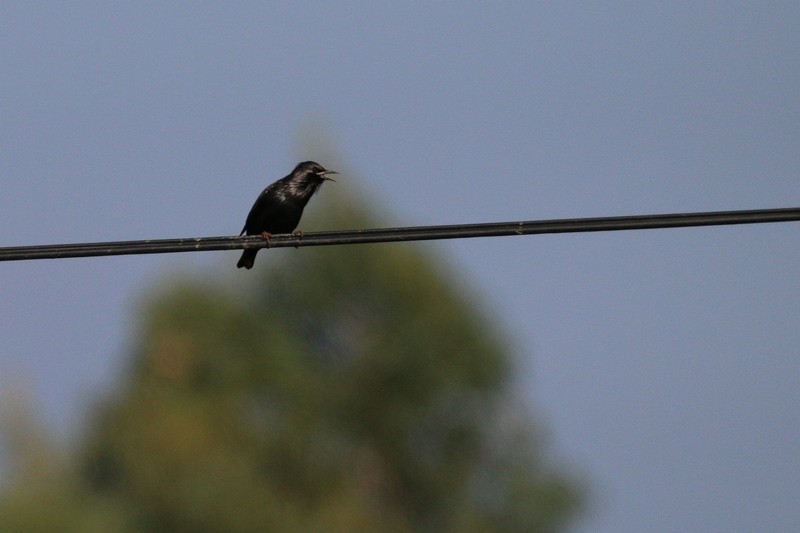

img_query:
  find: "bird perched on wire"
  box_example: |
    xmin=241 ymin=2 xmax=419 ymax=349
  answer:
xmin=237 ymin=161 xmax=337 ymax=269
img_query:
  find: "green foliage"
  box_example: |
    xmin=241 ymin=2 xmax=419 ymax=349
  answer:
xmin=1 ymin=183 xmax=581 ymax=532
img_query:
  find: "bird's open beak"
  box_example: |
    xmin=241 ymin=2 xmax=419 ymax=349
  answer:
xmin=321 ymin=170 xmax=338 ymax=181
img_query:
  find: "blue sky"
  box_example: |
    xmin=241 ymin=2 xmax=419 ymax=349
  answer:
xmin=2 ymin=3 xmax=799 ymax=531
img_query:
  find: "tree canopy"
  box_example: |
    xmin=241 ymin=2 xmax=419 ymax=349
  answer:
xmin=1 ymin=172 xmax=581 ymax=532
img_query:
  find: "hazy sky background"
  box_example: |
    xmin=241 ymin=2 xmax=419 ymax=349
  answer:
xmin=2 ymin=3 xmax=799 ymax=531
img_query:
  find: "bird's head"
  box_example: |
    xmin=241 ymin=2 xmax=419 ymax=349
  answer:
xmin=295 ymin=161 xmax=338 ymax=182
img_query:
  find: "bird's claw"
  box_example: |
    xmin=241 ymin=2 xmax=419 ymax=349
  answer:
xmin=293 ymin=231 xmax=304 ymax=249
xmin=261 ymin=231 xmax=272 ymax=248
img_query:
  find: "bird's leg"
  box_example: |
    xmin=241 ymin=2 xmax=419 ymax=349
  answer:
xmin=261 ymin=231 xmax=272 ymax=248
xmin=292 ymin=230 xmax=304 ymax=249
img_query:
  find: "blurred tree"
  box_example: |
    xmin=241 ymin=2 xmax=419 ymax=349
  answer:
xmin=1 ymin=163 xmax=581 ymax=532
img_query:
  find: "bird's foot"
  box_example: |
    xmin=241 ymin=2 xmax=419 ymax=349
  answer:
xmin=292 ymin=231 xmax=304 ymax=249
xmin=261 ymin=231 xmax=272 ymax=248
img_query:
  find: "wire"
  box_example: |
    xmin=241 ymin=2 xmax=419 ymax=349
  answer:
xmin=1 ymin=207 xmax=799 ymax=262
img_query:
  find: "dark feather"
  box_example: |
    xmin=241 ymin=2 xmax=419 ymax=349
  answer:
xmin=237 ymin=161 xmax=336 ymax=269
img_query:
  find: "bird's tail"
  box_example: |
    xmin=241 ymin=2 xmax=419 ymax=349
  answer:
xmin=237 ymin=249 xmax=258 ymax=269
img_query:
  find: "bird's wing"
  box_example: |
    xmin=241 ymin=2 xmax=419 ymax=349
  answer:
xmin=241 ymin=182 xmax=284 ymax=234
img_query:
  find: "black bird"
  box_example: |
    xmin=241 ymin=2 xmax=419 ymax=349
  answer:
xmin=237 ymin=161 xmax=337 ymax=269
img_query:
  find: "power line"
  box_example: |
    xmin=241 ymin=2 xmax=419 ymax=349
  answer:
xmin=2 ymin=207 xmax=799 ymax=262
